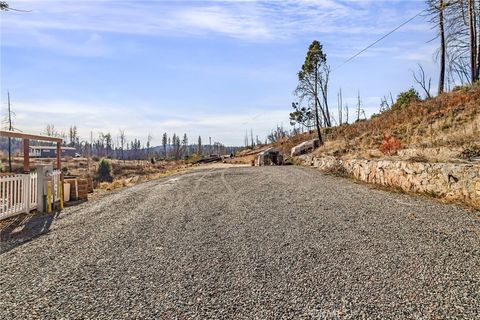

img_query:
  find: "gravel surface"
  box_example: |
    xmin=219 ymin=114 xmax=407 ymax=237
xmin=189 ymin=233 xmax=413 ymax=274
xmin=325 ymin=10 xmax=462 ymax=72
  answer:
xmin=1 ymin=165 xmax=479 ymax=319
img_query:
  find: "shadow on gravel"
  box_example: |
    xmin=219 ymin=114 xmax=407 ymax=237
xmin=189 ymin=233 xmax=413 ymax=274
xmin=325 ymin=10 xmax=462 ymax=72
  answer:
xmin=0 ymin=211 xmax=60 ymax=254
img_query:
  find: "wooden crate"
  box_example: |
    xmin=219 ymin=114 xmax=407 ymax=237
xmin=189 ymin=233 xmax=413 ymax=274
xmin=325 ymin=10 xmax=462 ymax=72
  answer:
xmin=65 ymin=178 xmax=88 ymax=201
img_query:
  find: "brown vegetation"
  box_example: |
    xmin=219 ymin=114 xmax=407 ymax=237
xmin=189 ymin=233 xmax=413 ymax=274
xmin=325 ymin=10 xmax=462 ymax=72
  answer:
xmin=310 ymin=85 xmax=480 ymax=162
xmin=2 ymin=156 xmax=190 ymax=191
xmin=328 ymin=85 xmax=479 ymax=151
xmin=234 ymin=85 xmax=480 ymax=164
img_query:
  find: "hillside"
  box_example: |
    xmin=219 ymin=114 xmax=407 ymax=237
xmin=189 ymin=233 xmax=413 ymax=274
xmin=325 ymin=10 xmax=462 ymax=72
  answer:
xmin=267 ymin=85 xmax=480 ymax=163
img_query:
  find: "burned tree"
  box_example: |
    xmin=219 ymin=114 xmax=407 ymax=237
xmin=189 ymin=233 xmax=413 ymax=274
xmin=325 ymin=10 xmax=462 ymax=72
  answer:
xmin=427 ymin=0 xmax=447 ymax=93
xmin=119 ymin=129 xmax=126 ymax=163
xmin=412 ymin=64 xmax=432 ymax=98
xmin=429 ymin=0 xmax=480 ymax=86
xmin=295 ymin=40 xmax=332 ymax=144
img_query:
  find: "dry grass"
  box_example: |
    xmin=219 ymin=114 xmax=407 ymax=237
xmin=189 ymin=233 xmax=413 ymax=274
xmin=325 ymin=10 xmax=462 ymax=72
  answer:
xmin=97 ymin=165 xmax=191 ymax=191
xmin=327 ymin=86 xmax=480 ymax=151
xmin=226 ymin=155 xmax=256 ymax=165
xmin=1 ymin=156 xmax=190 ymax=190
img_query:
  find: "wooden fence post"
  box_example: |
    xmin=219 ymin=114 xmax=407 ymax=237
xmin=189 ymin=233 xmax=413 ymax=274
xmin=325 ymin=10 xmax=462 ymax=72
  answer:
xmin=23 ymin=139 xmax=30 ymax=173
xmin=56 ymin=142 xmax=61 ymax=170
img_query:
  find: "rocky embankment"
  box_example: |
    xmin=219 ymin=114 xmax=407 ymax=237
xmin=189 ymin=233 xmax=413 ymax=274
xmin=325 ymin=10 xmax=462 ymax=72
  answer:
xmin=299 ymin=155 xmax=480 ymax=208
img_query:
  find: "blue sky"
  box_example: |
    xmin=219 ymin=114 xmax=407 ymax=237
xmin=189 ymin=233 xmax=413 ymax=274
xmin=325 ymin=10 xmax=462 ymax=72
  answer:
xmin=1 ymin=0 xmax=436 ymax=146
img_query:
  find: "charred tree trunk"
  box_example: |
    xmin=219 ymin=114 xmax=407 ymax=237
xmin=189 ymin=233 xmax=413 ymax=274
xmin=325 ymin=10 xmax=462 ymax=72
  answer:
xmin=314 ymin=65 xmax=323 ymax=144
xmin=476 ymin=0 xmax=480 ymax=79
xmin=439 ymin=0 xmax=446 ymax=94
xmin=468 ymin=0 xmax=477 ymax=82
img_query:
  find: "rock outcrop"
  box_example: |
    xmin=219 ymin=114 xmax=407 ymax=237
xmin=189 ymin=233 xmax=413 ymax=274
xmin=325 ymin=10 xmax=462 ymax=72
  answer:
xmin=300 ymin=155 xmax=480 ymax=208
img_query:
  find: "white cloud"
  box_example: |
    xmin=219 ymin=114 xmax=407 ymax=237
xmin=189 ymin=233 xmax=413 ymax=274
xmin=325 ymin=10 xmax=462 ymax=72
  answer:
xmin=394 ymin=43 xmax=437 ymax=62
xmin=176 ymin=5 xmax=271 ymax=40
xmin=3 ymin=99 xmax=289 ymax=145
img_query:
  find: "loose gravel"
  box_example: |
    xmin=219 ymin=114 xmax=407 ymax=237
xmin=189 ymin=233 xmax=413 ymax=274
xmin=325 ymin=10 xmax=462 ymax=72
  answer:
xmin=1 ymin=165 xmax=479 ymax=319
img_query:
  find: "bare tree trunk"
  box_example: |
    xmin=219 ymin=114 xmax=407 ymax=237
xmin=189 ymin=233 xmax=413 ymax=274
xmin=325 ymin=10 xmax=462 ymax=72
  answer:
xmin=338 ymin=88 xmax=343 ymax=125
xmin=468 ymin=0 xmax=477 ymax=82
xmin=345 ymin=104 xmax=349 ymax=124
xmin=314 ymin=95 xmax=329 ymax=127
xmin=439 ymin=0 xmax=446 ymax=94
xmin=318 ymin=66 xmax=332 ymax=127
xmin=476 ymin=0 xmax=480 ymax=79
xmin=356 ymin=91 xmax=361 ymax=122
xmin=314 ymin=65 xmax=323 ymax=144
xmin=323 ymin=91 xmax=332 ymax=127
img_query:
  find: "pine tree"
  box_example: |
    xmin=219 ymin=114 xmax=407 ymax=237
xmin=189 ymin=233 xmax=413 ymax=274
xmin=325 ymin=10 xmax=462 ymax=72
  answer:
xmin=182 ymin=133 xmax=188 ymax=157
xmin=162 ymin=133 xmax=168 ymax=159
xmin=295 ymin=40 xmax=331 ymax=144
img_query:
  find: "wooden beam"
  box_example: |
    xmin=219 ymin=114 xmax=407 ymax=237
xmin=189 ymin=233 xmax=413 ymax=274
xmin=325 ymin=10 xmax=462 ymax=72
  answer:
xmin=56 ymin=142 xmax=61 ymax=170
xmin=23 ymin=139 xmax=30 ymax=173
xmin=0 ymin=130 xmax=63 ymax=143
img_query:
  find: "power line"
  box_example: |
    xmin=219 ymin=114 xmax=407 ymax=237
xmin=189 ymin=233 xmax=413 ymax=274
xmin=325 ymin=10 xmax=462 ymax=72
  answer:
xmin=332 ymin=8 xmax=427 ymax=72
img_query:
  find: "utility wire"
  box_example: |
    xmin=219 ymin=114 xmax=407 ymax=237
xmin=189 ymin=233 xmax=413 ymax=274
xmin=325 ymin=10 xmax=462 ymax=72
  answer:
xmin=6 ymin=8 xmax=31 ymax=12
xmin=0 ymin=1 xmax=31 ymax=12
xmin=332 ymin=8 xmax=427 ymax=72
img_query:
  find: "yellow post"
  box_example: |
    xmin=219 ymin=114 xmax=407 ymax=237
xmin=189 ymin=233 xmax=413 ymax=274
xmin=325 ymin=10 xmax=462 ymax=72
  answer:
xmin=47 ymin=182 xmax=52 ymax=213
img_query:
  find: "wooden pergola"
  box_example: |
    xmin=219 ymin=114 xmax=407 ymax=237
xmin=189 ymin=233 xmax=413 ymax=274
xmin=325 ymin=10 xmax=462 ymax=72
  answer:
xmin=1 ymin=130 xmax=63 ymax=173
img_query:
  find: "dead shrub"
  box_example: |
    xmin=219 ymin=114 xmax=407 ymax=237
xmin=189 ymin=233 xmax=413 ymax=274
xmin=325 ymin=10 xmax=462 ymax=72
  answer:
xmin=379 ymin=133 xmax=401 ymax=156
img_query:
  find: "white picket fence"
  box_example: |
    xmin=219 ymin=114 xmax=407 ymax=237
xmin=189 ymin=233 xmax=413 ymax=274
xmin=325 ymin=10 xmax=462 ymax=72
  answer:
xmin=0 ymin=170 xmax=64 ymax=220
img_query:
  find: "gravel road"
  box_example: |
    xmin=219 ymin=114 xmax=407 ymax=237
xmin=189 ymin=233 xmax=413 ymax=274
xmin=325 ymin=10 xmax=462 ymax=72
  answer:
xmin=1 ymin=165 xmax=479 ymax=319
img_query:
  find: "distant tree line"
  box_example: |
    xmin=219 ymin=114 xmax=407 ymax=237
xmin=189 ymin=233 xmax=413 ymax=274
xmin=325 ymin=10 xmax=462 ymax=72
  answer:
xmin=0 ymin=124 xmax=243 ymax=161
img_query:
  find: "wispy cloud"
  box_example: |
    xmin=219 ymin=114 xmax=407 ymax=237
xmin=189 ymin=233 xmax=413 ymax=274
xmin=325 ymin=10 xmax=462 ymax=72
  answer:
xmin=4 ymin=99 xmax=290 ymax=145
xmin=2 ymin=0 xmax=427 ymax=48
xmin=176 ymin=5 xmax=271 ymax=40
